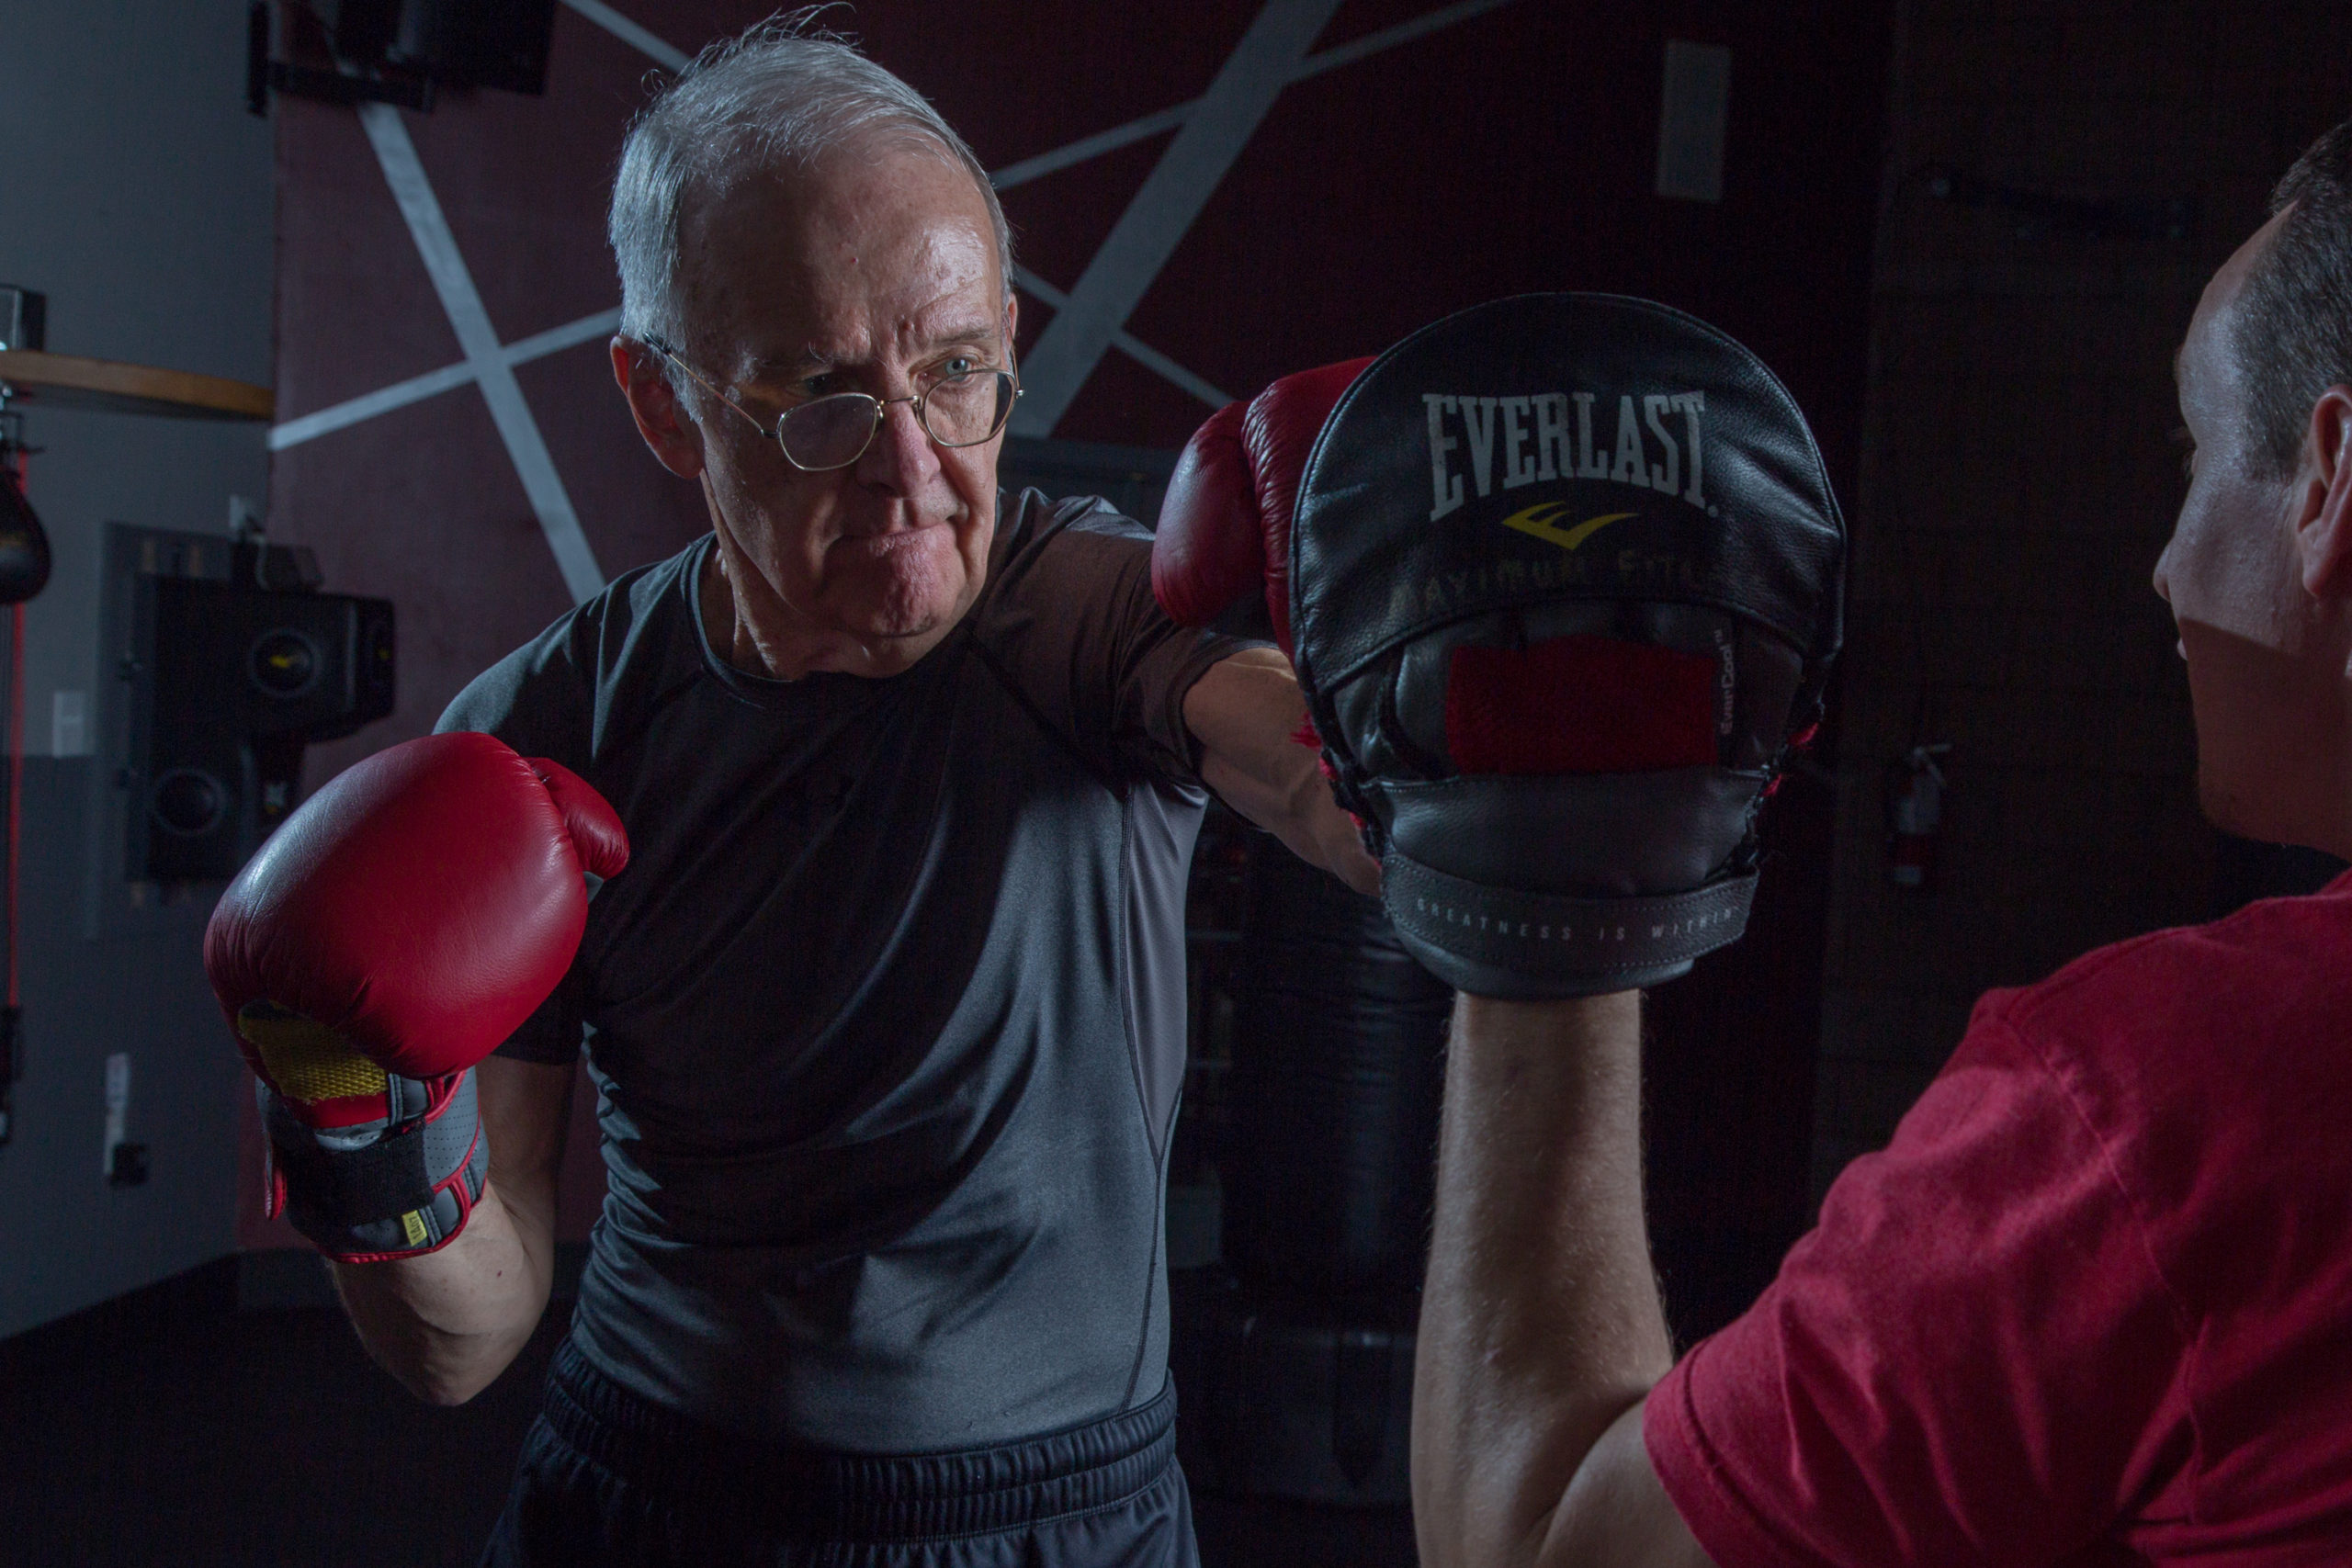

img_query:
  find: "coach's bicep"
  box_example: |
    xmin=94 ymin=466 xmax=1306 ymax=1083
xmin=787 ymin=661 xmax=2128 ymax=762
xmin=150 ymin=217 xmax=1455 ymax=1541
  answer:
xmin=1536 ymin=1400 xmax=1719 ymax=1568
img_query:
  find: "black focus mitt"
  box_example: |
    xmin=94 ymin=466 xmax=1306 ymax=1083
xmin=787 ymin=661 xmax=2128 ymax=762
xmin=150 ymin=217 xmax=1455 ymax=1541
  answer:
xmin=1289 ymin=293 xmax=1844 ymax=998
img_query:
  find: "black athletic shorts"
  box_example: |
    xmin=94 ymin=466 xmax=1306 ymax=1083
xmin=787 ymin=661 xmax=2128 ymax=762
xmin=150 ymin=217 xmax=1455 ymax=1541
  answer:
xmin=479 ymin=1338 xmax=1200 ymax=1567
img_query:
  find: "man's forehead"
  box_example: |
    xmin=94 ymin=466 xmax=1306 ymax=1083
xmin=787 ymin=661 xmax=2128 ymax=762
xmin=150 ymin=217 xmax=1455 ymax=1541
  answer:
xmin=694 ymin=130 xmax=984 ymax=224
xmin=687 ymin=146 xmax=1002 ymax=367
xmin=2177 ymin=209 xmax=2290 ymax=394
xmin=2176 ymin=298 xmax=2233 ymax=409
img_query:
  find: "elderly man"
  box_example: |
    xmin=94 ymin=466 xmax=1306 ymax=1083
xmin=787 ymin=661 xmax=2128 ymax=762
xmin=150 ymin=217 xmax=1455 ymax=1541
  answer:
xmin=1392 ymin=118 xmax=2352 ymax=1564
xmin=208 ymin=21 xmax=1372 ymax=1568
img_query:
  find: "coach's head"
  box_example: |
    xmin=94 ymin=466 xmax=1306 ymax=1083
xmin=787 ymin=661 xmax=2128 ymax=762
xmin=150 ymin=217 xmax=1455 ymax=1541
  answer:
xmin=2158 ymin=118 xmax=2352 ymax=852
xmin=606 ymin=23 xmax=1019 ymax=680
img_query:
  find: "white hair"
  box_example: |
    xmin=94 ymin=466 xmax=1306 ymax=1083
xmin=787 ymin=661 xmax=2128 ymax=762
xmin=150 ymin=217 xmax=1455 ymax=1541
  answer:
xmin=608 ymin=10 xmax=1013 ymax=358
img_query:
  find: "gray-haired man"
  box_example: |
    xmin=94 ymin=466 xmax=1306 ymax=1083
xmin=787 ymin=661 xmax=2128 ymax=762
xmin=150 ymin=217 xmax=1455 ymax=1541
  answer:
xmin=317 ymin=20 xmax=1373 ymax=1566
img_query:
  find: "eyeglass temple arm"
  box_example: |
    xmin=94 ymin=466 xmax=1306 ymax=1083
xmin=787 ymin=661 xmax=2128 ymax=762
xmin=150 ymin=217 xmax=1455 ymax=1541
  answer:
xmin=638 ymin=337 xmax=775 ymax=442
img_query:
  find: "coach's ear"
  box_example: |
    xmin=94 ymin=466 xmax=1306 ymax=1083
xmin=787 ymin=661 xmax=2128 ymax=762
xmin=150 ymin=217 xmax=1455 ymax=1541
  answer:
xmin=2294 ymin=384 xmax=2352 ymax=601
xmin=611 ymin=336 xmax=706 ymax=481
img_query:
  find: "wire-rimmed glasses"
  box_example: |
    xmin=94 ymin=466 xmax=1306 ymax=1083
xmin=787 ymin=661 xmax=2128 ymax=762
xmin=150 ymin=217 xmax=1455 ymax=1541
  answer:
xmin=642 ymin=337 xmax=1021 ymax=472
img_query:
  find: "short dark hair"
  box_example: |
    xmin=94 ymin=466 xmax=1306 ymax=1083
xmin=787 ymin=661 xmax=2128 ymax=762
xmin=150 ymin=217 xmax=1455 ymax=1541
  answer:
xmin=2235 ymin=117 xmax=2352 ymax=479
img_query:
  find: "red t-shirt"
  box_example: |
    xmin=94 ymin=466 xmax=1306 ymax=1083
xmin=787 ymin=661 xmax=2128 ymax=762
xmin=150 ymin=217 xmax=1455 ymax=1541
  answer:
xmin=1647 ymin=877 xmax=2352 ymax=1564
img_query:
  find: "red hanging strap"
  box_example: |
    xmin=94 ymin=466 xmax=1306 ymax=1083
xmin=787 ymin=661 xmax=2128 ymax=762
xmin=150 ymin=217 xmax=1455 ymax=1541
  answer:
xmin=9 ymin=599 xmax=22 ymax=1010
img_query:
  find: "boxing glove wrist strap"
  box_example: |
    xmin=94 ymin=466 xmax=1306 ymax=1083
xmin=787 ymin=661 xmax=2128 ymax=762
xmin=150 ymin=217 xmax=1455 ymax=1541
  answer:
xmin=1382 ymin=854 xmax=1758 ymax=999
xmin=260 ymin=1067 xmax=488 ymax=1263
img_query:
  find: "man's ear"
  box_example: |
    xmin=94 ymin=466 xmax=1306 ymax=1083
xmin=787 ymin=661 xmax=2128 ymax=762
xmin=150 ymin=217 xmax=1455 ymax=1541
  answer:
xmin=610 ymin=337 xmax=706 ymax=480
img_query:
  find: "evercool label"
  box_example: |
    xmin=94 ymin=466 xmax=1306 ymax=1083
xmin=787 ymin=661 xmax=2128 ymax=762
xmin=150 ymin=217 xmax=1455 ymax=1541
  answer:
xmin=1424 ymin=389 xmax=1708 ymax=520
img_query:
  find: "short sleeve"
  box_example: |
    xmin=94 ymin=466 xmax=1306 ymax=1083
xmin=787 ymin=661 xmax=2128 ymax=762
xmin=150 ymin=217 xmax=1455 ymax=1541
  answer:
xmin=435 ymin=620 xmax=596 ymax=767
xmin=971 ymin=494 xmax=1256 ymax=786
xmin=1645 ymin=1011 xmax=2195 ymax=1567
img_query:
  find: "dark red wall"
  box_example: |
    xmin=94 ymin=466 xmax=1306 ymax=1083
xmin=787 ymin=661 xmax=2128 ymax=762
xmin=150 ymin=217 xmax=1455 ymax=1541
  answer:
xmin=260 ymin=0 xmax=1893 ymax=1290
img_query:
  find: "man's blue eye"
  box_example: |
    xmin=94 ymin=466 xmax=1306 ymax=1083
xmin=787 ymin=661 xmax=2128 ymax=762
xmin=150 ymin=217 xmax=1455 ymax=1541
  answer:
xmin=942 ymin=356 xmax=976 ymax=378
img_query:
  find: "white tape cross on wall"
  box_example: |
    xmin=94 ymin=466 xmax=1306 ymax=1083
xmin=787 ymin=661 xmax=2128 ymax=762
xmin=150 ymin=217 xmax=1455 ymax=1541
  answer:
xmin=272 ymin=0 xmax=1523 ymax=604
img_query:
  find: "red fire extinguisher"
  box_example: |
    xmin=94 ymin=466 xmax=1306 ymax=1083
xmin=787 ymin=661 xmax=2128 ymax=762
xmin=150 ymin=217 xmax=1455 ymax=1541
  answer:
xmin=1886 ymin=743 xmax=1952 ymax=891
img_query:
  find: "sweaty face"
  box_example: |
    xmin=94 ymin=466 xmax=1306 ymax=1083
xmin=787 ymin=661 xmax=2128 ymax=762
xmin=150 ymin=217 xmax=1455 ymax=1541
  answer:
xmin=679 ymin=142 xmax=1011 ymax=673
xmin=2154 ymin=208 xmax=2342 ymax=840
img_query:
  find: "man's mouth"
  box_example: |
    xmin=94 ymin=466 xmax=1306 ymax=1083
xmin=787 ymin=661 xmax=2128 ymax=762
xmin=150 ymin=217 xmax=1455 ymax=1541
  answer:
xmin=833 ymin=520 xmax=949 ymax=563
xmin=843 ymin=525 xmax=924 ymax=544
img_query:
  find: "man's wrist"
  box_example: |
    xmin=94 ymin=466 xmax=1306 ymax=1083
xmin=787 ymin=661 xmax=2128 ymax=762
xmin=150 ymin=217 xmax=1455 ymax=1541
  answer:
xmin=261 ymin=1066 xmax=490 ymax=1263
xmin=1453 ymin=989 xmax=1644 ymax=1051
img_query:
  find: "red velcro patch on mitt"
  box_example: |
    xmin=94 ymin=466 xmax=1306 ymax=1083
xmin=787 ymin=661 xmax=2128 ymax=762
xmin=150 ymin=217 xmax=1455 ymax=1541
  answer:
xmin=1445 ymin=635 xmax=1719 ymax=774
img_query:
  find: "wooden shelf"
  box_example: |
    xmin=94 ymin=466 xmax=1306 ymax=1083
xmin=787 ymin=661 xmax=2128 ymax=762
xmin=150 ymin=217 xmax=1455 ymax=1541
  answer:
xmin=0 ymin=350 xmax=273 ymax=423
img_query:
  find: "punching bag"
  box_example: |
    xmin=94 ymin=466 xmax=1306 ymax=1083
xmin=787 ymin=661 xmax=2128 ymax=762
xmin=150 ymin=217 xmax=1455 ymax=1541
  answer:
xmin=1224 ymin=842 xmax=1451 ymax=1303
xmin=0 ymin=468 xmax=50 ymax=605
xmin=1197 ymin=832 xmax=1452 ymax=1505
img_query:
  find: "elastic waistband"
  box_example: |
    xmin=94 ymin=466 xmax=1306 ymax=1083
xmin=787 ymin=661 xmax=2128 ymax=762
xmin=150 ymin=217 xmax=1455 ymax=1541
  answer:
xmin=539 ymin=1338 xmax=1177 ymax=1540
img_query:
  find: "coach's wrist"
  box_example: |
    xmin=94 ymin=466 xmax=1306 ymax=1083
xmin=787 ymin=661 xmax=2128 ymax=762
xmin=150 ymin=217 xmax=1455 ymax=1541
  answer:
xmin=1451 ymin=989 xmax=1643 ymax=1056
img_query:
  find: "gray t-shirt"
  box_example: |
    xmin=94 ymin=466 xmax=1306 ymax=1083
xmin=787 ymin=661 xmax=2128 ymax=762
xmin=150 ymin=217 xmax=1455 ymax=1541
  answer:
xmin=438 ymin=491 xmax=1241 ymax=1451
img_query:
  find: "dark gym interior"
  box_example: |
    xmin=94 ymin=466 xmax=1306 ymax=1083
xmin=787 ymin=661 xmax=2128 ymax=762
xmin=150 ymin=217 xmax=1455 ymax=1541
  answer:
xmin=4 ymin=2 xmax=2348 ymax=1563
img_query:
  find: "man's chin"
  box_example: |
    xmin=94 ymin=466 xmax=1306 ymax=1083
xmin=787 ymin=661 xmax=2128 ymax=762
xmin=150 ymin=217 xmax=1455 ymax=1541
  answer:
xmin=829 ymin=577 xmax=971 ymax=651
xmin=2195 ymin=773 xmax=2254 ymax=840
xmin=845 ymin=605 xmax=946 ymax=644
xmin=2196 ymin=761 xmax=2303 ymax=849
xmin=829 ymin=524 xmax=939 ymax=599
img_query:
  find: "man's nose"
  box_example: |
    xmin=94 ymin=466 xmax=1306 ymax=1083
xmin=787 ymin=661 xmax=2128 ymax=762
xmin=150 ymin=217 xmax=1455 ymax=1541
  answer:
xmin=2153 ymin=532 xmax=2177 ymax=604
xmin=854 ymin=397 xmax=940 ymax=498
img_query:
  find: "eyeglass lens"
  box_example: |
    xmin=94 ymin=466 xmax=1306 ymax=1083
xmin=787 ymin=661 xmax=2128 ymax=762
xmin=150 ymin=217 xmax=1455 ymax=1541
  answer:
xmin=776 ymin=372 xmax=1017 ymax=468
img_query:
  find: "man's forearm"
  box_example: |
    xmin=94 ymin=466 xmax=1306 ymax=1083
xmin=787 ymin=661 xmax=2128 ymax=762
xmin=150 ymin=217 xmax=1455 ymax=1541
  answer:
xmin=330 ymin=1177 xmax=556 ymax=1405
xmin=1186 ymin=648 xmax=1381 ymax=894
xmin=1413 ymin=990 xmax=1673 ymax=1568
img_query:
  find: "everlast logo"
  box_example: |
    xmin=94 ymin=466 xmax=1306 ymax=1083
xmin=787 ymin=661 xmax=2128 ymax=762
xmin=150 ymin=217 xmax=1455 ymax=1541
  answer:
xmin=1424 ymin=389 xmax=1709 ymax=521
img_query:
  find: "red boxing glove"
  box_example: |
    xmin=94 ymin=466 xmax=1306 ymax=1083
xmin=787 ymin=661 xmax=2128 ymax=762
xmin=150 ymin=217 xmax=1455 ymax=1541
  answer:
xmin=1152 ymin=357 xmax=1372 ymax=650
xmin=206 ymin=732 xmax=629 ymax=1260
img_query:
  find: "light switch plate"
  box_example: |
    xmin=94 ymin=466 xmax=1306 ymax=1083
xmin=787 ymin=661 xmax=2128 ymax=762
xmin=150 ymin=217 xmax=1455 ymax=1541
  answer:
xmin=1658 ymin=40 xmax=1731 ymax=203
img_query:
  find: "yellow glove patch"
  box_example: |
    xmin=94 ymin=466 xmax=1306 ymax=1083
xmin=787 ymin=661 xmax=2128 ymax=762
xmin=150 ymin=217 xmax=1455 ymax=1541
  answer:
xmin=237 ymin=1001 xmax=388 ymax=1105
